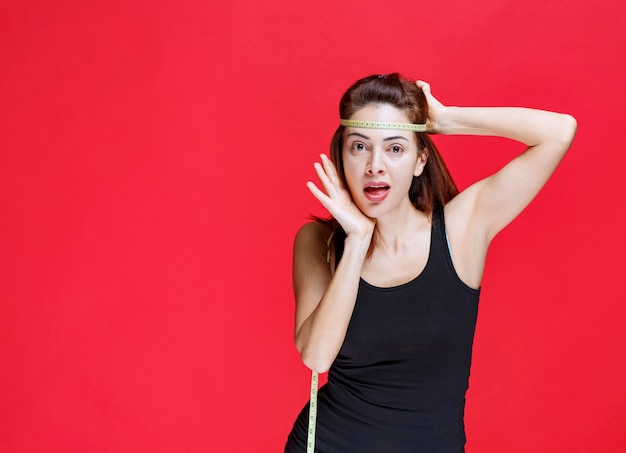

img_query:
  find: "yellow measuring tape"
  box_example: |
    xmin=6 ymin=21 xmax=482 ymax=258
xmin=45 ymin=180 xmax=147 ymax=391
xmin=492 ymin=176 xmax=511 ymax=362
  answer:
xmin=307 ymin=371 xmax=318 ymax=453
xmin=339 ymin=119 xmax=427 ymax=132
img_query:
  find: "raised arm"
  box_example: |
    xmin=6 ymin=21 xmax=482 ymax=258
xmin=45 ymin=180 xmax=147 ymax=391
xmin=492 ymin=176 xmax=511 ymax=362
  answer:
xmin=421 ymin=81 xmax=577 ymax=239
xmin=294 ymin=154 xmax=374 ymax=373
xmin=416 ymin=81 xmax=577 ymax=288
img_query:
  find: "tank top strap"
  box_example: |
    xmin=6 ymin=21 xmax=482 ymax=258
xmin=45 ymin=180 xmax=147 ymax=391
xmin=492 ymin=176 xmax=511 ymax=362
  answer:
xmin=428 ymin=205 xmax=454 ymax=273
xmin=431 ymin=205 xmax=446 ymax=250
xmin=430 ymin=205 xmax=481 ymax=294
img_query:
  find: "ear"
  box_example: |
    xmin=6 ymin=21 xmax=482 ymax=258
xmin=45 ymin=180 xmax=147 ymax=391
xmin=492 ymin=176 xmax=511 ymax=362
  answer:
xmin=413 ymin=149 xmax=428 ymax=177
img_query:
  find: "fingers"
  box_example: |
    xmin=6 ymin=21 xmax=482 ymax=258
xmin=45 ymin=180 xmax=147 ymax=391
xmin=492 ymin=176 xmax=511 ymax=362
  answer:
xmin=305 ymin=156 xmax=337 ymax=208
xmin=416 ymin=80 xmax=430 ymax=92
xmin=306 ymin=155 xmax=375 ymax=236
xmin=307 ymin=155 xmax=347 ymax=214
xmin=306 ymin=181 xmax=335 ymax=216
xmin=416 ymin=80 xmax=434 ymax=102
xmin=319 ymin=154 xmax=342 ymax=189
xmin=306 ymin=180 xmax=329 ymax=205
xmin=313 ymin=161 xmax=336 ymax=198
xmin=312 ymin=154 xmax=342 ymax=197
xmin=416 ymin=80 xmax=446 ymax=134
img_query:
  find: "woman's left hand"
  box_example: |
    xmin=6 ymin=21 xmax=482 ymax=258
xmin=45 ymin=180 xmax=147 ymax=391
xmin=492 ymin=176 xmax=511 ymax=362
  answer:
xmin=416 ymin=80 xmax=448 ymax=134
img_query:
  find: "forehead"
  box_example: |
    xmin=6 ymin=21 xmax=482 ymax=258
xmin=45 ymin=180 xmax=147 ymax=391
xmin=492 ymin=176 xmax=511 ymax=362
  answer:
xmin=350 ymin=103 xmax=411 ymax=124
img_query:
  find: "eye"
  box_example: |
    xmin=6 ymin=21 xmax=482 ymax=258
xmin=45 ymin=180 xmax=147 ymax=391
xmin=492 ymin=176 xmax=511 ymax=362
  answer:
xmin=389 ymin=144 xmax=404 ymax=154
xmin=351 ymin=142 xmax=367 ymax=153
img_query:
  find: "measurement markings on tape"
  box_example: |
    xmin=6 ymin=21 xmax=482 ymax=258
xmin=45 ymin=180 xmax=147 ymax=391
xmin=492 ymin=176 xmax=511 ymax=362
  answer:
xmin=307 ymin=371 xmax=319 ymax=453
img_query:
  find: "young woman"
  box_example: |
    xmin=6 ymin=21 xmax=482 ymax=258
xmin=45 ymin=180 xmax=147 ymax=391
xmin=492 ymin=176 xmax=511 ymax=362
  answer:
xmin=285 ymin=74 xmax=576 ymax=452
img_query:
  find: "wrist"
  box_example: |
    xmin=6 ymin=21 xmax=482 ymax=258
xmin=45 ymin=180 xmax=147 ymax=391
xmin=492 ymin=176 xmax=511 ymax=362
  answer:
xmin=345 ymin=228 xmax=373 ymax=249
xmin=433 ymin=106 xmax=459 ymax=135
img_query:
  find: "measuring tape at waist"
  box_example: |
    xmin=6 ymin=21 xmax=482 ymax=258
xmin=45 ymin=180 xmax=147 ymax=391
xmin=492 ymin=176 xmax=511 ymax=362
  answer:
xmin=307 ymin=371 xmax=318 ymax=453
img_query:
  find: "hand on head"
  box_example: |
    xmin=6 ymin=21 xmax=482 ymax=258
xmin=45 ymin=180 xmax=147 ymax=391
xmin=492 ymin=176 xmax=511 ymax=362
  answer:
xmin=416 ymin=80 xmax=447 ymax=134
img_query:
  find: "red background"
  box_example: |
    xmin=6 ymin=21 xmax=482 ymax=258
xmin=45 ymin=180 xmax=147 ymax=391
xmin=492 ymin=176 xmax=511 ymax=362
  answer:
xmin=1 ymin=0 xmax=625 ymax=451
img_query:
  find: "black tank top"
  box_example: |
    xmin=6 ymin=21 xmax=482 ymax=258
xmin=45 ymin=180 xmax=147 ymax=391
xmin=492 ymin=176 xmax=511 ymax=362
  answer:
xmin=286 ymin=208 xmax=480 ymax=453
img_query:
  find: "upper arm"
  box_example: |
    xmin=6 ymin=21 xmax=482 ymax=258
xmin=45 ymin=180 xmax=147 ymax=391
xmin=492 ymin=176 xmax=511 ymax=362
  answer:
xmin=466 ymin=113 xmax=577 ymax=242
xmin=292 ymin=221 xmax=333 ymax=339
xmin=444 ymin=113 xmax=576 ymax=288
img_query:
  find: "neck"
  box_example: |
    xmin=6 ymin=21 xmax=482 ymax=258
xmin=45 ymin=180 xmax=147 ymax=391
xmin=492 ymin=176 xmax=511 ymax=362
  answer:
xmin=371 ymin=199 xmax=430 ymax=254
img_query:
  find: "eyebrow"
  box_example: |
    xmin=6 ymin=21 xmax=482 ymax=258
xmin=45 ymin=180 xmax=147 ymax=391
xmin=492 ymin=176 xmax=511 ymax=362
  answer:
xmin=383 ymin=136 xmax=409 ymax=142
xmin=346 ymin=132 xmax=410 ymax=142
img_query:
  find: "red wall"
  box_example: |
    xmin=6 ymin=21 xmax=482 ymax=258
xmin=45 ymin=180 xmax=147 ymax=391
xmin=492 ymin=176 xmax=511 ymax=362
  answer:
xmin=1 ymin=1 xmax=625 ymax=451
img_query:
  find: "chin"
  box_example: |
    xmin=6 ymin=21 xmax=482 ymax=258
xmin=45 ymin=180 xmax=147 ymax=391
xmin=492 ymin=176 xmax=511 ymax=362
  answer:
xmin=357 ymin=204 xmax=388 ymax=219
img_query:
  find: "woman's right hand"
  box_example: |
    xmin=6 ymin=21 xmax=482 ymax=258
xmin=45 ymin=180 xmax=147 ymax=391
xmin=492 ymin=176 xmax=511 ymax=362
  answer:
xmin=306 ymin=154 xmax=375 ymax=239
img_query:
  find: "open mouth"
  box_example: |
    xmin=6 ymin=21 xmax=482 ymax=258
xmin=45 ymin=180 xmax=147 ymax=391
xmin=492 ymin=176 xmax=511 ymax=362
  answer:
xmin=363 ymin=184 xmax=390 ymax=202
xmin=364 ymin=185 xmax=390 ymax=195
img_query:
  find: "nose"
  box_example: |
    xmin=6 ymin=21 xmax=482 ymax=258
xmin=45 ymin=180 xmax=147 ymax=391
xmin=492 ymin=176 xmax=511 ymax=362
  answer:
xmin=367 ymin=149 xmax=386 ymax=175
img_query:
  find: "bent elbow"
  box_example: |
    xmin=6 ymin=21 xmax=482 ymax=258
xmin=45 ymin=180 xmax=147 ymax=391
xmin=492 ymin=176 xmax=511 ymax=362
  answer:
xmin=298 ymin=343 xmax=333 ymax=373
xmin=559 ymin=114 xmax=578 ymax=148
xmin=295 ymin=329 xmax=337 ymax=373
xmin=302 ymin=354 xmax=332 ymax=374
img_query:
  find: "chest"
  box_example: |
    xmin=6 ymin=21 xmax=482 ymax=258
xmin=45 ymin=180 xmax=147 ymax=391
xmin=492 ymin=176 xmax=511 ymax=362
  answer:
xmin=360 ymin=235 xmax=431 ymax=288
xmin=338 ymin=277 xmax=479 ymax=365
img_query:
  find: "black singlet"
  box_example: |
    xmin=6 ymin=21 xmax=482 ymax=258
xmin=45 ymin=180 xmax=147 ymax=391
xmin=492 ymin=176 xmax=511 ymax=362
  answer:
xmin=285 ymin=208 xmax=480 ymax=453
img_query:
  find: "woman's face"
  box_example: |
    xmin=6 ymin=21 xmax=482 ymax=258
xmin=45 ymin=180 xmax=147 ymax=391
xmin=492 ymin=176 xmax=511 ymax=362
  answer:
xmin=342 ymin=103 xmax=426 ymax=218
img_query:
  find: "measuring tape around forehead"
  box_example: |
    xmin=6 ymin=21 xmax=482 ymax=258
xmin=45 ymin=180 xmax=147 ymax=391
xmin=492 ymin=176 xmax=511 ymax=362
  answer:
xmin=307 ymin=371 xmax=319 ymax=453
xmin=339 ymin=119 xmax=427 ymax=132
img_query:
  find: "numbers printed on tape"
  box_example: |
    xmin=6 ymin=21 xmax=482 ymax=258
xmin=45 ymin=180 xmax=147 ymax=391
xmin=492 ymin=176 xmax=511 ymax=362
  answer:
xmin=307 ymin=371 xmax=318 ymax=453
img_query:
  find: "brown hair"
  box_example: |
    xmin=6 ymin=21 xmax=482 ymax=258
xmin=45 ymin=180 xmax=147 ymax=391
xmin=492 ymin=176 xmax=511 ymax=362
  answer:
xmin=330 ymin=73 xmax=458 ymax=214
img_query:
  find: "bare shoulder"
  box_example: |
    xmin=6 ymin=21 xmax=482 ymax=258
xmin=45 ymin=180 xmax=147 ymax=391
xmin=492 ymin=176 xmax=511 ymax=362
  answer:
xmin=294 ymin=220 xmax=334 ymax=260
xmin=293 ymin=221 xmax=334 ymax=311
